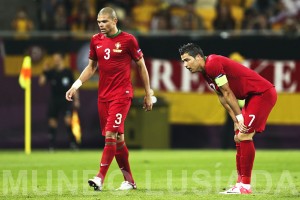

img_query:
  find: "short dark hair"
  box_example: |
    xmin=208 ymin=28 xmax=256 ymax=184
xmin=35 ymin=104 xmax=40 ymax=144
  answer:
xmin=98 ymin=7 xmax=117 ymax=20
xmin=179 ymin=43 xmax=204 ymax=58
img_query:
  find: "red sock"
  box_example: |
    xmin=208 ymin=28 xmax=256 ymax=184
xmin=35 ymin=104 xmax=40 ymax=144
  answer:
xmin=240 ymin=140 xmax=255 ymax=184
xmin=97 ymin=138 xmax=116 ymax=183
xmin=115 ymin=141 xmax=134 ymax=183
xmin=236 ymin=142 xmax=242 ymax=183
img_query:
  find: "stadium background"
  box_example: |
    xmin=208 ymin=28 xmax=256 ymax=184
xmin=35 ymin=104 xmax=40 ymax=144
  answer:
xmin=0 ymin=0 xmax=300 ymax=149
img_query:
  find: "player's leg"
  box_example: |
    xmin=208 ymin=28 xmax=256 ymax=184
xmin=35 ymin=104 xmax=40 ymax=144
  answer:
xmin=234 ymin=131 xmax=242 ymax=185
xmin=236 ymin=131 xmax=255 ymax=194
xmin=88 ymin=130 xmax=117 ymax=191
xmin=89 ymin=98 xmax=132 ymax=191
xmin=219 ymin=130 xmax=242 ymax=194
xmin=115 ymin=133 xmax=137 ymax=190
xmin=107 ymin=97 xmax=136 ymax=190
xmin=220 ymin=130 xmax=255 ymax=194
xmin=98 ymin=131 xmax=118 ymax=181
xmin=236 ymin=88 xmax=277 ymax=194
xmin=88 ymin=101 xmax=108 ymax=191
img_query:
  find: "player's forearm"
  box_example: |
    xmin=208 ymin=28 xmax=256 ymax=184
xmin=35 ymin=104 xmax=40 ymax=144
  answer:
xmin=136 ymin=59 xmax=152 ymax=95
xmin=78 ymin=65 xmax=96 ymax=83
xmin=71 ymin=62 xmax=97 ymax=90
xmin=218 ymin=95 xmax=238 ymax=123
xmin=221 ymin=89 xmax=241 ymax=116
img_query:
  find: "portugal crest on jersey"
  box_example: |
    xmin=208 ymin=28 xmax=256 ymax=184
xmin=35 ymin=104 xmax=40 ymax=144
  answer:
xmin=113 ymin=42 xmax=122 ymax=53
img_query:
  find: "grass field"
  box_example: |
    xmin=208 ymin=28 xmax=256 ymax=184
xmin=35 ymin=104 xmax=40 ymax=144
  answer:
xmin=0 ymin=150 xmax=300 ymax=199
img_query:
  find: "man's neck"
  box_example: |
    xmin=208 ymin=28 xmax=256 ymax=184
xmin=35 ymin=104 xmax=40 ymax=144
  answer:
xmin=106 ymin=28 xmax=120 ymax=38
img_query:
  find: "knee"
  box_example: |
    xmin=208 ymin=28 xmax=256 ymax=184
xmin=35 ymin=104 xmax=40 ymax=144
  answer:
xmin=234 ymin=135 xmax=240 ymax=143
xmin=105 ymin=131 xmax=117 ymax=140
xmin=237 ymin=132 xmax=255 ymax=141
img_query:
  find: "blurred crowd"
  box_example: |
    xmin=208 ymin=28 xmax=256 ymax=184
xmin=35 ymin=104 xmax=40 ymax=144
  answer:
xmin=10 ymin=0 xmax=300 ymax=35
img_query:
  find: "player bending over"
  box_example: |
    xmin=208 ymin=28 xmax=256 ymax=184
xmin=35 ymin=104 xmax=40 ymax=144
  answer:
xmin=179 ymin=43 xmax=277 ymax=194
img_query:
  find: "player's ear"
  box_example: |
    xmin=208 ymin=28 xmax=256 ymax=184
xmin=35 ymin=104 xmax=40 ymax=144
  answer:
xmin=113 ymin=18 xmax=118 ymax=24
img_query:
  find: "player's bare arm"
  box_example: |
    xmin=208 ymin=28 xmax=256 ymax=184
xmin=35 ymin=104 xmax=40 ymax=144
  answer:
xmin=217 ymin=94 xmax=238 ymax=124
xmin=135 ymin=57 xmax=153 ymax=111
xmin=66 ymin=59 xmax=97 ymax=101
xmin=218 ymin=83 xmax=248 ymax=133
xmin=217 ymin=94 xmax=240 ymax=134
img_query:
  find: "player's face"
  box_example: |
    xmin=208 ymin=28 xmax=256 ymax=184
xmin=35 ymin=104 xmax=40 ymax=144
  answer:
xmin=97 ymin=14 xmax=117 ymax=36
xmin=181 ymin=53 xmax=203 ymax=73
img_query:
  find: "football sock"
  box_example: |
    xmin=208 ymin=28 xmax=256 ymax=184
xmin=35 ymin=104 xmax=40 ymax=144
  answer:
xmin=48 ymin=127 xmax=57 ymax=148
xmin=235 ymin=142 xmax=242 ymax=183
xmin=240 ymin=140 xmax=255 ymax=184
xmin=115 ymin=141 xmax=134 ymax=183
xmin=97 ymin=138 xmax=116 ymax=183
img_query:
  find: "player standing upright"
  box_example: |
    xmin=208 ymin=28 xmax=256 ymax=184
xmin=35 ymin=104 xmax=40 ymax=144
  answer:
xmin=66 ymin=7 xmax=153 ymax=191
xmin=179 ymin=43 xmax=277 ymax=194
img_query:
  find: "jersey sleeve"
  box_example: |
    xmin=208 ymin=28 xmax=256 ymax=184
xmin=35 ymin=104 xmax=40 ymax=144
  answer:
xmin=128 ymin=35 xmax=143 ymax=61
xmin=205 ymin=56 xmax=225 ymax=79
xmin=88 ymin=36 xmax=97 ymax=61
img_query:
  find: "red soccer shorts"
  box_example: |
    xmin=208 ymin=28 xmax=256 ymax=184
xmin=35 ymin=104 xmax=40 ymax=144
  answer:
xmin=98 ymin=97 xmax=132 ymax=136
xmin=242 ymin=87 xmax=277 ymax=133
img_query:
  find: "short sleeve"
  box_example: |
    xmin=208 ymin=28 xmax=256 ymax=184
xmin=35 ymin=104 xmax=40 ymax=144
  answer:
xmin=128 ymin=35 xmax=143 ymax=61
xmin=205 ymin=55 xmax=225 ymax=79
xmin=88 ymin=36 xmax=97 ymax=61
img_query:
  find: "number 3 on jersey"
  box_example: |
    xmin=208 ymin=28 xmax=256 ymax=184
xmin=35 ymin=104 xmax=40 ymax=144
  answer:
xmin=115 ymin=113 xmax=122 ymax=125
xmin=104 ymin=48 xmax=110 ymax=60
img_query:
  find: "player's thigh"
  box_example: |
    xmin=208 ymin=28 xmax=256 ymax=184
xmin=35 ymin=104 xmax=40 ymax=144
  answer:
xmin=98 ymin=101 xmax=109 ymax=136
xmin=243 ymin=88 xmax=277 ymax=133
xmin=106 ymin=98 xmax=132 ymax=135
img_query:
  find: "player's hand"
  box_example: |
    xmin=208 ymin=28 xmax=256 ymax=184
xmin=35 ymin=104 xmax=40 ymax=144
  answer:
xmin=143 ymin=89 xmax=154 ymax=111
xmin=66 ymin=87 xmax=77 ymax=101
xmin=237 ymin=119 xmax=249 ymax=133
xmin=234 ymin=122 xmax=239 ymax=132
xmin=143 ymin=95 xmax=153 ymax=111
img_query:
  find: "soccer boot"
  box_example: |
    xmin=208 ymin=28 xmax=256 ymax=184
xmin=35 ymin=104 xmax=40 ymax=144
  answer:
xmin=116 ymin=181 xmax=137 ymax=190
xmin=240 ymin=185 xmax=252 ymax=194
xmin=219 ymin=185 xmax=241 ymax=194
xmin=88 ymin=176 xmax=102 ymax=191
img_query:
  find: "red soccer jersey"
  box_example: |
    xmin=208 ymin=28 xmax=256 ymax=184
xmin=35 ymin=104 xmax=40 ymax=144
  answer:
xmin=89 ymin=31 xmax=143 ymax=101
xmin=203 ymin=54 xmax=274 ymax=99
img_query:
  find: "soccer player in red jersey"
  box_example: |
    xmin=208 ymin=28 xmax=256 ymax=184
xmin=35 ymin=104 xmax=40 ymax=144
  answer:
xmin=179 ymin=43 xmax=277 ymax=194
xmin=66 ymin=7 xmax=153 ymax=191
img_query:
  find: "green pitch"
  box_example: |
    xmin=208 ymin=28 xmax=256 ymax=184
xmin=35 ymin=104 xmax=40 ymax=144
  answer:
xmin=1 ymin=150 xmax=299 ymax=199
